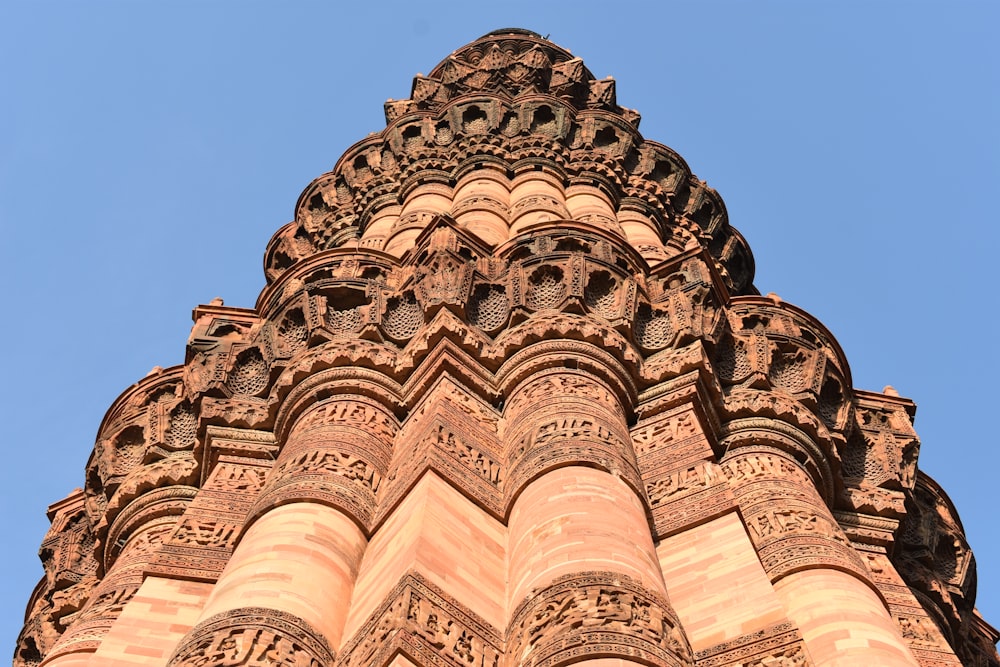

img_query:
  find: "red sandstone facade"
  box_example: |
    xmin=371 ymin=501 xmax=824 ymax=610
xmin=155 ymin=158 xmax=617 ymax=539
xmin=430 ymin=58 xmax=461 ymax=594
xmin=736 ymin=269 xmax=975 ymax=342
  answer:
xmin=14 ymin=29 xmax=999 ymax=667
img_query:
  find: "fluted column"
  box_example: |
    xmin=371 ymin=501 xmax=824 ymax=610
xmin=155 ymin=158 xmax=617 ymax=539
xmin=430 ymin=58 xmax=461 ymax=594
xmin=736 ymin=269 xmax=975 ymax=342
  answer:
xmin=41 ymin=489 xmax=190 ymax=667
xmin=385 ymin=180 xmax=453 ymax=255
xmin=508 ymin=167 xmax=570 ymax=234
xmin=720 ymin=419 xmax=918 ymax=667
xmin=565 ymin=182 xmax=619 ymax=231
xmin=502 ymin=358 xmax=692 ymax=667
xmin=167 ymin=393 xmax=397 ymax=666
xmin=451 ymin=166 xmax=510 ymax=246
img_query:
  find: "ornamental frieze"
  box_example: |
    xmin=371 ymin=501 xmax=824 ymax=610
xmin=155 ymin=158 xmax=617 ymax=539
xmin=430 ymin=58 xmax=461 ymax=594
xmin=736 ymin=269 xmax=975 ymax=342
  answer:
xmin=506 ymin=571 xmax=692 ymax=667
xmin=168 ymin=608 xmax=334 ymax=667
xmin=338 ymin=573 xmax=502 ymax=667
xmin=694 ymin=622 xmax=806 ymax=667
xmin=16 ymin=28 xmax=997 ymax=667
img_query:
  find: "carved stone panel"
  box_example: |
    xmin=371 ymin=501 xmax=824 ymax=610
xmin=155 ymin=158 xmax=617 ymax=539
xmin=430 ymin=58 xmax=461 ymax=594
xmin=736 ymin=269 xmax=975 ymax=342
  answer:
xmin=14 ymin=493 xmax=100 ymax=667
xmin=149 ymin=456 xmax=272 ymax=582
xmin=506 ymin=571 xmax=692 ymax=667
xmin=168 ymin=607 xmax=334 ymax=667
xmin=694 ymin=622 xmax=807 ymax=667
xmin=252 ymin=398 xmax=397 ymax=530
xmin=339 ymin=572 xmax=502 ymax=667
xmin=381 ymin=375 xmax=503 ymax=523
xmin=503 ymin=370 xmax=639 ymax=505
xmin=721 ymin=449 xmax=868 ymax=582
xmin=633 ymin=397 xmax=734 ymax=538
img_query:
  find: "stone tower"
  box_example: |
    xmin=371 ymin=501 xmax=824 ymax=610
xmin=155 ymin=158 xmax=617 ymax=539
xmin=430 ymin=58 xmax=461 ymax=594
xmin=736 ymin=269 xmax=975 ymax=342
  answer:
xmin=14 ymin=29 xmax=999 ymax=667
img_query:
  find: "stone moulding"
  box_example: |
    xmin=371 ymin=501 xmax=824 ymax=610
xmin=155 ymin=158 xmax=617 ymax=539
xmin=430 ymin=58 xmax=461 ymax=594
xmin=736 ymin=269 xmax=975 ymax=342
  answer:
xmin=167 ymin=607 xmax=335 ymax=667
xmin=506 ymin=571 xmax=692 ymax=667
xmin=14 ymin=28 xmax=997 ymax=667
xmin=338 ymin=571 xmax=502 ymax=667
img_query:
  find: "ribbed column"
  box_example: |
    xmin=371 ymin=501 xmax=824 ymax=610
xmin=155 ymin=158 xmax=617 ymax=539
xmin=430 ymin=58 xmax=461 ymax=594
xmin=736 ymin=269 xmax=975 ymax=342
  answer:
xmin=41 ymin=488 xmax=189 ymax=667
xmin=508 ymin=168 xmax=570 ymax=234
xmin=565 ymin=182 xmax=620 ymax=233
xmin=385 ymin=180 xmax=453 ymax=255
xmin=720 ymin=420 xmax=918 ymax=667
xmin=359 ymin=202 xmax=402 ymax=251
xmin=618 ymin=204 xmax=670 ymax=263
xmin=167 ymin=394 xmax=397 ymax=666
xmin=502 ymin=363 xmax=692 ymax=667
xmin=450 ymin=167 xmax=510 ymax=246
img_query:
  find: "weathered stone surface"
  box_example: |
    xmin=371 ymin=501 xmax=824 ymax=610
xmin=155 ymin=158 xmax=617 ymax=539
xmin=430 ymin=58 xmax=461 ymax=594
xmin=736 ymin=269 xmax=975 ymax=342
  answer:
xmin=15 ymin=28 xmax=997 ymax=667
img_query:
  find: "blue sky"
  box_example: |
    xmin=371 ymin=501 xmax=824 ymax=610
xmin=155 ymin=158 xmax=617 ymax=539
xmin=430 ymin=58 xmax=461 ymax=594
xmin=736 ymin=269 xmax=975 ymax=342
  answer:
xmin=2 ymin=1 xmax=997 ymax=655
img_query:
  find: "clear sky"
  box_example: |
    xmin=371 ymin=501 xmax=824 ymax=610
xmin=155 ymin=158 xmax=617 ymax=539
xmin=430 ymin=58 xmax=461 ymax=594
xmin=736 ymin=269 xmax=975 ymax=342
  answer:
xmin=2 ymin=0 xmax=997 ymax=656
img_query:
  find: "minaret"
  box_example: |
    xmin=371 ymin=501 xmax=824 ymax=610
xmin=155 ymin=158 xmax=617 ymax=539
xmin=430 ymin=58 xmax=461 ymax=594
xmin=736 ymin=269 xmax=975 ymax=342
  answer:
xmin=15 ymin=29 xmax=998 ymax=667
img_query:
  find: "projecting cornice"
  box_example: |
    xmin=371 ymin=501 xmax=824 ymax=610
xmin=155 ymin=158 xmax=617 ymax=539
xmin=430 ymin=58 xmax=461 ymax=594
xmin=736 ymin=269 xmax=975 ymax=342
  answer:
xmin=265 ymin=29 xmax=755 ymax=296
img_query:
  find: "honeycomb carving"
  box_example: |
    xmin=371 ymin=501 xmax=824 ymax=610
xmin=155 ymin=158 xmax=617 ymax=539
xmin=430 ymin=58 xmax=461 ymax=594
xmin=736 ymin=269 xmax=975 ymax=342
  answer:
xmin=769 ymin=344 xmax=809 ymax=392
xmin=278 ymin=309 xmax=308 ymax=352
xmin=226 ymin=348 xmax=269 ymax=397
xmin=584 ymin=271 xmax=617 ymax=319
xmin=435 ymin=121 xmax=453 ymax=146
xmin=530 ymin=105 xmax=558 ymax=137
xmin=817 ymin=377 xmax=842 ymax=428
xmin=113 ymin=426 xmax=146 ymax=475
xmin=717 ymin=336 xmax=752 ymax=382
xmin=164 ymin=403 xmax=196 ymax=450
xmin=324 ymin=288 xmax=370 ymax=335
xmin=864 ymin=449 xmax=889 ymax=483
xmin=525 ymin=265 xmax=565 ymax=310
xmin=382 ymin=292 xmax=422 ymax=340
xmin=327 ymin=304 xmax=363 ymax=333
xmin=635 ymin=304 xmax=673 ymax=350
xmin=468 ymin=284 xmax=509 ymax=332
xmin=841 ymin=434 xmax=867 ymax=482
xmin=461 ymin=105 xmax=489 ymax=135
xmin=500 ymin=111 xmax=520 ymax=137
